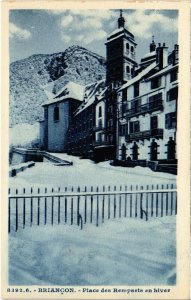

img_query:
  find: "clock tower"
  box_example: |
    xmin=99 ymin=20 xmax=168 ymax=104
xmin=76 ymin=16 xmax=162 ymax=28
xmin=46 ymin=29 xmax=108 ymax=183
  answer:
xmin=105 ymin=10 xmax=138 ymax=85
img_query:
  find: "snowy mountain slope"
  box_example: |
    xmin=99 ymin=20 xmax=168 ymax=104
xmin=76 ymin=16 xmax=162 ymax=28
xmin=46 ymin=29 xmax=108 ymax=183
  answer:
xmin=10 ymin=45 xmax=106 ymax=126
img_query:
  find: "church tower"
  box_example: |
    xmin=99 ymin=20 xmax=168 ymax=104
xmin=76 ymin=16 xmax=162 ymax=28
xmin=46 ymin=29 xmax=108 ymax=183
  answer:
xmin=105 ymin=10 xmax=138 ymax=85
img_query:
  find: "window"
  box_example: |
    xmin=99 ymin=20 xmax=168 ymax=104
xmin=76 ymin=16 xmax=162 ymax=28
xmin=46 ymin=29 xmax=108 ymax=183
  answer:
xmin=150 ymin=116 xmax=158 ymax=129
xmin=54 ymin=106 xmax=59 ymax=122
xmin=149 ymin=93 xmax=162 ymax=103
xmin=151 ymin=77 xmax=161 ymax=89
xmin=126 ymin=66 xmax=130 ymax=73
xmin=131 ymin=98 xmax=141 ymax=109
xmin=119 ymin=124 xmax=128 ymax=136
xmin=134 ymin=82 xmax=140 ymax=97
xmin=98 ymin=119 xmax=102 ymax=127
xmin=167 ymin=87 xmax=178 ymax=102
xmin=131 ymin=68 xmax=134 ymax=76
xmin=98 ymin=106 xmax=102 ymax=118
xmin=131 ymin=46 xmax=134 ymax=52
xmin=121 ymin=102 xmax=127 ymax=115
xmin=129 ymin=121 xmax=140 ymax=133
xmin=165 ymin=112 xmax=177 ymax=129
xmin=122 ymin=89 xmax=127 ymax=101
xmin=126 ymin=43 xmax=129 ymax=50
xmin=170 ymin=69 xmax=178 ymax=82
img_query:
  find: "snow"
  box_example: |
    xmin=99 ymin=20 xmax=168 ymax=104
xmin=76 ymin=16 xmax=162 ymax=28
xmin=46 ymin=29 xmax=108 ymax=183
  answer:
xmin=9 ymin=154 xmax=176 ymax=192
xmin=9 ymin=123 xmax=40 ymax=148
xmin=43 ymin=81 xmax=84 ymax=106
xmin=119 ymin=62 xmax=157 ymax=91
xmin=9 ymin=216 xmax=176 ymax=285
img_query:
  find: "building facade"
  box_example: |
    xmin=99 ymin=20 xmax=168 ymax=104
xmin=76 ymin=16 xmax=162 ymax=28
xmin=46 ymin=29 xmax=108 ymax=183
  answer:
xmin=40 ymin=11 xmax=178 ymax=172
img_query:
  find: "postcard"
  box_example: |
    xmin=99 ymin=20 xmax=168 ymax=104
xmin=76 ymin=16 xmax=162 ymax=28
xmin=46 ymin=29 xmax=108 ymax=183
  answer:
xmin=1 ymin=0 xmax=190 ymax=299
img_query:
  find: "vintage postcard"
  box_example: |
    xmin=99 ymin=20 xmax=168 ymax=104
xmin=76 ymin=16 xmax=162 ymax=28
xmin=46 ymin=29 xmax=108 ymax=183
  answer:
xmin=1 ymin=0 xmax=190 ymax=299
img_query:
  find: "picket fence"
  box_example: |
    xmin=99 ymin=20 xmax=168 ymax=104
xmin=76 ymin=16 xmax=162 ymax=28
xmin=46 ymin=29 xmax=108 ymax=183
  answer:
xmin=8 ymin=184 xmax=177 ymax=233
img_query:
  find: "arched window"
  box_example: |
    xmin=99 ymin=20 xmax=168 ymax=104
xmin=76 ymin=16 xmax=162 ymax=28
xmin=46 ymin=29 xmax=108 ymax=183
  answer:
xmin=54 ymin=106 xmax=59 ymax=122
xmin=126 ymin=43 xmax=129 ymax=50
xmin=131 ymin=68 xmax=134 ymax=76
xmin=126 ymin=65 xmax=130 ymax=73
xmin=131 ymin=46 xmax=134 ymax=53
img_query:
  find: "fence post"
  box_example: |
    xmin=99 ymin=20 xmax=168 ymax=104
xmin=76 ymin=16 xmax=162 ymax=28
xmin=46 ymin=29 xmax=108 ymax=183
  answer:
xmin=8 ymin=189 xmax=10 ymax=233
xmin=77 ymin=187 xmax=80 ymax=226
xmin=102 ymin=186 xmax=105 ymax=223
xmin=140 ymin=186 xmax=143 ymax=219
xmin=119 ymin=185 xmax=122 ymax=218
xmin=114 ymin=186 xmax=116 ymax=218
xmin=108 ymin=186 xmax=110 ymax=219
xmin=90 ymin=186 xmax=93 ymax=223
xmin=130 ymin=185 xmax=132 ymax=218
xmin=84 ymin=186 xmax=87 ymax=224
xmin=166 ymin=184 xmax=169 ymax=216
xmin=71 ymin=186 xmax=73 ymax=225
xmin=51 ymin=188 xmax=54 ymax=225
xmin=23 ymin=188 xmax=26 ymax=229
xmin=175 ymin=191 xmax=177 ymax=215
xmin=135 ymin=185 xmax=138 ymax=218
xmin=151 ymin=185 xmax=154 ymax=217
xmin=156 ymin=185 xmax=159 ymax=217
xmin=44 ymin=187 xmax=47 ymax=225
xmin=161 ymin=185 xmax=164 ymax=217
xmin=30 ymin=188 xmax=33 ymax=227
xmin=146 ymin=185 xmax=149 ymax=220
xmin=125 ymin=185 xmax=127 ymax=217
xmin=37 ymin=188 xmax=40 ymax=226
xmin=96 ymin=186 xmax=99 ymax=227
xmin=15 ymin=189 xmax=18 ymax=232
xmin=170 ymin=184 xmax=173 ymax=215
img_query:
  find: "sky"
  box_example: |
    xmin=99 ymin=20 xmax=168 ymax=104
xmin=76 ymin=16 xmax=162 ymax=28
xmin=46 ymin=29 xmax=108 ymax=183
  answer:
xmin=9 ymin=9 xmax=178 ymax=63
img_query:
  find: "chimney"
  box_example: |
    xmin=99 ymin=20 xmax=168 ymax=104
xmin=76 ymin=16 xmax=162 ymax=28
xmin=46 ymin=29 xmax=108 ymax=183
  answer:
xmin=173 ymin=44 xmax=179 ymax=65
xmin=156 ymin=43 xmax=168 ymax=69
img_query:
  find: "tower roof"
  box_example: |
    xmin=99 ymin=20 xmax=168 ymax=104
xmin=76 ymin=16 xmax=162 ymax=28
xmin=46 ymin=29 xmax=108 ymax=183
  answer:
xmin=118 ymin=9 xmax=125 ymax=28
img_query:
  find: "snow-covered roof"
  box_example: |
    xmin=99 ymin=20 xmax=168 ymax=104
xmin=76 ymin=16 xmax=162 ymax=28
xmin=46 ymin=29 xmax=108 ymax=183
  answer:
xmin=42 ymin=81 xmax=84 ymax=106
xmin=119 ymin=62 xmax=157 ymax=91
xmin=107 ymin=27 xmax=124 ymax=39
xmin=142 ymin=51 xmax=156 ymax=60
xmin=145 ymin=64 xmax=178 ymax=81
xmin=75 ymin=80 xmax=106 ymax=115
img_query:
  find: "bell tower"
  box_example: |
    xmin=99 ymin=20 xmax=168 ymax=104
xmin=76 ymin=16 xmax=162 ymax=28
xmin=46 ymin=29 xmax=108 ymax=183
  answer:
xmin=105 ymin=10 xmax=138 ymax=85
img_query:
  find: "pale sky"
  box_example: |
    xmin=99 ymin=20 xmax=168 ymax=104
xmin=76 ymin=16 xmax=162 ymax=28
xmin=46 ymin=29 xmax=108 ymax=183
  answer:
xmin=9 ymin=9 xmax=178 ymax=63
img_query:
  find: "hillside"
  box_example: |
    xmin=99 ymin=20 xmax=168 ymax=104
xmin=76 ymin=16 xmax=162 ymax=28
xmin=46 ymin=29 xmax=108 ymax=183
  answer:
xmin=10 ymin=45 xmax=106 ymax=126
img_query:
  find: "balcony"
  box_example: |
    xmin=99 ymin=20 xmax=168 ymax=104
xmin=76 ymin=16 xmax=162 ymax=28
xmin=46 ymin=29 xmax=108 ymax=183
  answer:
xmin=126 ymin=128 xmax=163 ymax=142
xmin=126 ymin=100 xmax=163 ymax=118
xmin=94 ymin=139 xmax=114 ymax=148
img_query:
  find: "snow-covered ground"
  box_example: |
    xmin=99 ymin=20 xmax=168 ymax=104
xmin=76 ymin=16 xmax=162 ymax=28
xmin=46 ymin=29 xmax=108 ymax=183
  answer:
xmin=9 ymin=216 xmax=176 ymax=286
xmin=9 ymin=154 xmax=176 ymax=286
xmin=10 ymin=123 xmax=40 ymax=148
xmin=9 ymin=153 xmax=176 ymax=192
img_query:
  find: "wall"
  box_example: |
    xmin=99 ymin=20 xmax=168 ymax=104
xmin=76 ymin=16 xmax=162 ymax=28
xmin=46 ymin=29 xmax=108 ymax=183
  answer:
xmin=47 ymin=100 xmax=69 ymax=152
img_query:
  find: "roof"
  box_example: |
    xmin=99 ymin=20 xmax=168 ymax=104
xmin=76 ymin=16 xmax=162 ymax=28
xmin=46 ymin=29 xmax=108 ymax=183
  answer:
xmin=107 ymin=27 xmax=124 ymax=39
xmin=119 ymin=62 xmax=157 ymax=91
xmin=75 ymin=80 xmax=106 ymax=115
xmin=42 ymin=81 xmax=84 ymax=106
xmin=106 ymin=27 xmax=136 ymax=45
xmin=142 ymin=51 xmax=156 ymax=60
xmin=145 ymin=64 xmax=178 ymax=81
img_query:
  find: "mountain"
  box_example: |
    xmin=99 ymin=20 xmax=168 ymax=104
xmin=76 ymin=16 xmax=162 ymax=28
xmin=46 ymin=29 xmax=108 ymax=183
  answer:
xmin=9 ymin=45 xmax=106 ymax=126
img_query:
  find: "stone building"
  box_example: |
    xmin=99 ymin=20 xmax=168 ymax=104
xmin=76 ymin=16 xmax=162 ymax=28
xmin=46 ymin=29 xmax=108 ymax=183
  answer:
xmin=40 ymin=10 xmax=178 ymax=172
xmin=40 ymin=82 xmax=84 ymax=152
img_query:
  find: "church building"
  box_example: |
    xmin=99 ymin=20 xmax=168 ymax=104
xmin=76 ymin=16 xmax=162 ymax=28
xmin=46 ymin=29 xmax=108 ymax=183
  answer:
xmin=40 ymin=10 xmax=178 ymax=173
